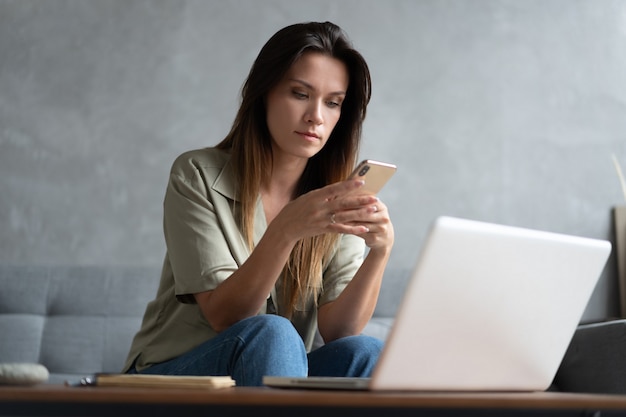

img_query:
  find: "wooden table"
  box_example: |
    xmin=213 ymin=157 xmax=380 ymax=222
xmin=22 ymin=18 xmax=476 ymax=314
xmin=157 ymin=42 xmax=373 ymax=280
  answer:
xmin=2 ymin=385 xmax=626 ymax=416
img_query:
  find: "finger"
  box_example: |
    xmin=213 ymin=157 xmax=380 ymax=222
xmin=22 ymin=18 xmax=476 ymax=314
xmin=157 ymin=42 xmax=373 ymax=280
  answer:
xmin=320 ymin=178 xmax=365 ymax=202
xmin=332 ymin=201 xmax=383 ymax=226
xmin=328 ymin=195 xmax=379 ymax=217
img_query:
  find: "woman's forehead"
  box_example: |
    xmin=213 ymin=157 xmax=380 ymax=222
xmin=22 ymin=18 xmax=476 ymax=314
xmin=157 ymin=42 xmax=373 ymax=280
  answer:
xmin=284 ymin=52 xmax=349 ymax=93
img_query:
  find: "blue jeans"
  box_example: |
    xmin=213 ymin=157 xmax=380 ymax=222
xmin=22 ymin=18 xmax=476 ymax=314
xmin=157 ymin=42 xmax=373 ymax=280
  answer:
xmin=129 ymin=315 xmax=383 ymax=386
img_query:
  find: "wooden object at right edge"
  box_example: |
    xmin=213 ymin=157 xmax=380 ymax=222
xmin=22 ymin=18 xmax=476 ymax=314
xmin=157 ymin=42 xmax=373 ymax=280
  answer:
xmin=615 ymin=206 xmax=626 ymax=317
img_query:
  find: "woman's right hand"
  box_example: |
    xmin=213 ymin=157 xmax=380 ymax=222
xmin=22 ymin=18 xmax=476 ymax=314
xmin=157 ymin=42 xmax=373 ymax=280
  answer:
xmin=273 ymin=178 xmax=378 ymax=242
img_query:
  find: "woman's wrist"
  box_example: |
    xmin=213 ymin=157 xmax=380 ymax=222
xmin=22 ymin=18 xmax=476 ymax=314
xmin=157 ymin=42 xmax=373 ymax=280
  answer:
xmin=366 ymin=244 xmax=393 ymax=262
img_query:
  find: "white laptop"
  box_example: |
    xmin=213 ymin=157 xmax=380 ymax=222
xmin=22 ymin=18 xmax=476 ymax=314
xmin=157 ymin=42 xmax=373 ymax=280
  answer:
xmin=263 ymin=216 xmax=612 ymax=391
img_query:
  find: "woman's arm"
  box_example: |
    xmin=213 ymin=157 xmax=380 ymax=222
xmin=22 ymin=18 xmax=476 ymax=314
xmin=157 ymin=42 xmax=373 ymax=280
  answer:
xmin=194 ymin=219 xmax=301 ymax=332
xmin=317 ymin=200 xmax=394 ymax=342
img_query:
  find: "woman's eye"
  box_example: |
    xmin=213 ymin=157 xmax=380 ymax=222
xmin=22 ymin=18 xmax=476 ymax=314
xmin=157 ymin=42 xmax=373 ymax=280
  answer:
xmin=293 ymin=91 xmax=308 ymax=99
xmin=327 ymin=100 xmax=342 ymax=108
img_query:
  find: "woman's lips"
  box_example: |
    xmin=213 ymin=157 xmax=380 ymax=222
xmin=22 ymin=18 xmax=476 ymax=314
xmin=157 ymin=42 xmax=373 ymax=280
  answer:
xmin=296 ymin=131 xmax=320 ymax=141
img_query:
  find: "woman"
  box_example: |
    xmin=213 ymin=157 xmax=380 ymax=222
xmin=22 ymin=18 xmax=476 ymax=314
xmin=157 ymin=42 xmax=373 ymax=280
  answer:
xmin=123 ymin=21 xmax=394 ymax=387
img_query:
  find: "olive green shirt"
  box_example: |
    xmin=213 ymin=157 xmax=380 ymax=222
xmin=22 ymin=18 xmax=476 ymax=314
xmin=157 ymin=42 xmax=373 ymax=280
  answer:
xmin=123 ymin=148 xmax=365 ymax=372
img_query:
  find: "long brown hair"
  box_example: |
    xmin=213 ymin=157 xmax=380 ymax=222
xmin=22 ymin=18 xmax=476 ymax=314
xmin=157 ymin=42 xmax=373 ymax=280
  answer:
xmin=215 ymin=21 xmax=372 ymax=317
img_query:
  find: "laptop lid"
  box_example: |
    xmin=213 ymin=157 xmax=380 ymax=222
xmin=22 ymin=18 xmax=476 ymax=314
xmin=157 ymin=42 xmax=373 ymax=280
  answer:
xmin=370 ymin=216 xmax=611 ymax=391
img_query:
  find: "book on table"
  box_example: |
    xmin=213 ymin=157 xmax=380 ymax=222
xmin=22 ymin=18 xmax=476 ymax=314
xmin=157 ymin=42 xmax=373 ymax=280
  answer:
xmin=82 ymin=374 xmax=235 ymax=389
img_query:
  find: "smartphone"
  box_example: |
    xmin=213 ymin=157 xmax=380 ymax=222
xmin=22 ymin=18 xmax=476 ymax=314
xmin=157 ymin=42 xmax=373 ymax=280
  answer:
xmin=348 ymin=159 xmax=397 ymax=195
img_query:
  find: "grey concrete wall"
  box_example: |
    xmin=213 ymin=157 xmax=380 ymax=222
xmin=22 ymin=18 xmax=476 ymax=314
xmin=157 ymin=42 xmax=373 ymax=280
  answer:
xmin=1 ymin=0 xmax=625 ymax=321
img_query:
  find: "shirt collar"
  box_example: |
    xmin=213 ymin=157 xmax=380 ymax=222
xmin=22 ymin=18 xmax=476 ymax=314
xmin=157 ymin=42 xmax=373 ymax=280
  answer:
xmin=212 ymin=156 xmax=239 ymax=201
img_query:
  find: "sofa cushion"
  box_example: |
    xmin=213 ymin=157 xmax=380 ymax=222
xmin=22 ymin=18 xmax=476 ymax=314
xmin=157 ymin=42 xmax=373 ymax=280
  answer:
xmin=375 ymin=267 xmax=411 ymax=318
xmin=0 ymin=265 xmax=160 ymax=384
xmin=363 ymin=317 xmax=394 ymax=341
xmin=554 ymin=319 xmax=626 ymax=393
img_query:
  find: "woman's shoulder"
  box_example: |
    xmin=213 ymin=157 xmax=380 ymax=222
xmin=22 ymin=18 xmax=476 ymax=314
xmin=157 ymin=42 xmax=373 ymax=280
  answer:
xmin=170 ymin=147 xmax=230 ymax=175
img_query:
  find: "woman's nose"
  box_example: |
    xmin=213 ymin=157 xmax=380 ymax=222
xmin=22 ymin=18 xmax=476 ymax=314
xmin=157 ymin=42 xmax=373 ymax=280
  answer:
xmin=305 ymin=101 xmax=323 ymax=125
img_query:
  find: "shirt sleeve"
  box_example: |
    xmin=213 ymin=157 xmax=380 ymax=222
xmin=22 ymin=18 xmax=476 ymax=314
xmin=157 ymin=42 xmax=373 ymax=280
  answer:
xmin=163 ymin=154 xmax=240 ymax=302
xmin=318 ymin=233 xmax=366 ymax=306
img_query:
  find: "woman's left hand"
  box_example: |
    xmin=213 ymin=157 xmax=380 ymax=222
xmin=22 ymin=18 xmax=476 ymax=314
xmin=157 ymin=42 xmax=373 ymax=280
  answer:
xmin=328 ymin=191 xmax=394 ymax=252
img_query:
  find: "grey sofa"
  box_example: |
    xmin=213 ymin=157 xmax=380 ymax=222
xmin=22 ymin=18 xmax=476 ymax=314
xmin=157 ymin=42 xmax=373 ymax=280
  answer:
xmin=0 ymin=265 xmax=161 ymax=384
xmin=0 ymin=264 xmax=623 ymax=392
xmin=0 ymin=265 xmax=395 ymax=385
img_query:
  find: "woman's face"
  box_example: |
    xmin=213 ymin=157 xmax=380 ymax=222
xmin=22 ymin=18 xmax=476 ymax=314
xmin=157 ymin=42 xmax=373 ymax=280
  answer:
xmin=266 ymin=52 xmax=348 ymax=164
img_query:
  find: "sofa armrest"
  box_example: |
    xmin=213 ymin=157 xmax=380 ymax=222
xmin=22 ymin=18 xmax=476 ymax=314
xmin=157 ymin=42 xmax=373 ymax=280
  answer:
xmin=554 ymin=319 xmax=626 ymax=394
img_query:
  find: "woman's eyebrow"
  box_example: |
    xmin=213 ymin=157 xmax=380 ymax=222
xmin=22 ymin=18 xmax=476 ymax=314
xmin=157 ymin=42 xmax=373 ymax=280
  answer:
xmin=289 ymin=78 xmax=346 ymax=96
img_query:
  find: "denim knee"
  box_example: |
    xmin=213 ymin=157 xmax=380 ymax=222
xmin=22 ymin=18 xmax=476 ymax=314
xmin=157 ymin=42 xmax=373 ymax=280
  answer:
xmin=308 ymin=334 xmax=383 ymax=378
xmin=242 ymin=314 xmax=296 ymax=335
xmin=341 ymin=334 xmax=384 ymax=355
xmin=232 ymin=315 xmax=308 ymax=386
xmin=330 ymin=334 xmax=383 ymax=364
xmin=240 ymin=315 xmax=303 ymax=349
